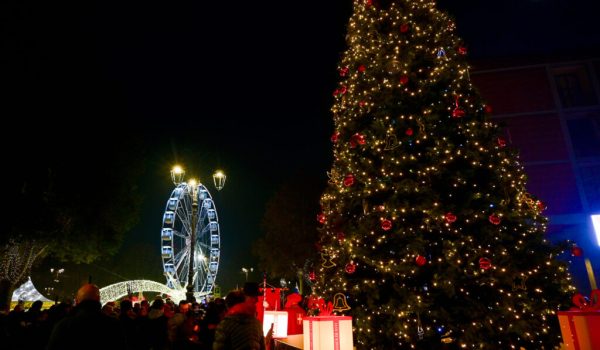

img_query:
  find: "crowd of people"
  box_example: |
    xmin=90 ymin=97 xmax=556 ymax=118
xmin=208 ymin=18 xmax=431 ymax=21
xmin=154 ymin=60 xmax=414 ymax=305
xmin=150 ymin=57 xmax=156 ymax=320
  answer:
xmin=0 ymin=282 xmax=288 ymax=350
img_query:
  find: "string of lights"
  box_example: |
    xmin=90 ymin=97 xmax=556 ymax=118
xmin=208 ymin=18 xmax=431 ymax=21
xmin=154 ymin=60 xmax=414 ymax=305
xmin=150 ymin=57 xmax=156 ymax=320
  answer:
xmin=312 ymin=1 xmax=575 ymax=348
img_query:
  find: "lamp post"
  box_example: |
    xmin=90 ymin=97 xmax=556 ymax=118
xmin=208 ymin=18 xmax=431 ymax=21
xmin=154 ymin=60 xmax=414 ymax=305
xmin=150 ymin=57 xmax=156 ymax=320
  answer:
xmin=170 ymin=165 xmax=225 ymax=302
xmin=47 ymin=267 xmax=65 ymax=302
xmin=242 ymin=267 xmax=253 ymax=281
xmin=171 ymin=166 xmax=197 ymax=302
xmin=187 ymin=178 xmax=199 ymax=302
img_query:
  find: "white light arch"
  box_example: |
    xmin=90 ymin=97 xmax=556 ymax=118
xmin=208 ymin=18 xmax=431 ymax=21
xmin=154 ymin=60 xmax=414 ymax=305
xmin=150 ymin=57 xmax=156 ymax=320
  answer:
xmin=99 ymin=280 xmax=186 ymax=305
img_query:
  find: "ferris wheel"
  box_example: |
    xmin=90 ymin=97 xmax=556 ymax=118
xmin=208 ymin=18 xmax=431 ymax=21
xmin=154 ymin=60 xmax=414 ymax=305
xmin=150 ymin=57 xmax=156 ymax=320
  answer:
xmin=161 ymin=166 xmax=226 ymax=298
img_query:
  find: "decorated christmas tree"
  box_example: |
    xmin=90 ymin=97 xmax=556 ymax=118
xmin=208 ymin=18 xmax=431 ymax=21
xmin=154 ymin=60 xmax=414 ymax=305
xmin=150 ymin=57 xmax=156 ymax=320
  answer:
xmin=313 ymin=1 xmax=575 ymax=348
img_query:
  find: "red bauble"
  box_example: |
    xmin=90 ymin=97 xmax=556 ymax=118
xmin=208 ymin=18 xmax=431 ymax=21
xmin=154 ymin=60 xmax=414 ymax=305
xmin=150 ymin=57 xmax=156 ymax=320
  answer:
xmin=331 ymin=131 xmax=340 ymax=143
xmin=497 ymin=137 xmax=507 ymax=147
xmin=479 ymin=257 xmax=492 ymax=270
xmin=359 ymin=100 xmax=366 ymax=107
xmin=415 ymin=255 xmax=427 ymax=266
xmin=399 ymin=75 xmax=409 ymax=85
xmin=358 ymin=65 xmax=366 ymax=72
xmin=452 ymin=107 xmax=465 ymax=118
xmin=405 ymin=128 xmax=413 ymax=136
xmin=343 ymin=174 xmax=355 ymax=187
xmin=336 ymin=232 xmax=345 ymax=242
xmin=458 ymin=46 xmax=468 ymax=55
xmin=445 ymin=212 xmax=457 ymax=224
xmin=400 ymin=23 xmax=409 ymax=33
xmin=484 ymin=105 xmax=493 ymax=114
xmin=332 ymin=89 xmax=339 ymax=96
xmin=309 ymin=271 xmax=316 ymax=282
xmin=345 ymin=263 xmax=356 ymax=274
xmin=339 ymin=67 xmax=349 ymax=77
xmin=317 ymin=213 xmax=326 ymax=224
xmin=365 ymin=0 xmax=373 ymax=7
xmin=353 ymin=133 xmax=366 ymax=145
xmin=377 ymin=205 xmax=386 ymax=212
xmin=489 ymin=214 xmax=501 ymax=225
xmin=537 ymin=201 xmax=546 ymax=211
xmin=339 ymin=86 xmax=347 ymax=95
xmin=381 ymin=219 xmax=392 ymax=231
xmin=571 ymin=246 xmax=584 ymax=257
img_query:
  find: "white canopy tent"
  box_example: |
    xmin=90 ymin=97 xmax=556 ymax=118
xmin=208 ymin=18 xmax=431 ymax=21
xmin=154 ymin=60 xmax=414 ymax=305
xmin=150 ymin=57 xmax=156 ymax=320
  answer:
xmin=11 ymin=277 xmax=51 ymax=302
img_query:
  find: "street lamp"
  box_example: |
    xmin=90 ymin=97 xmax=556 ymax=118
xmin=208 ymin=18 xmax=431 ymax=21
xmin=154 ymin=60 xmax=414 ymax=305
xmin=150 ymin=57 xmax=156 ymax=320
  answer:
xmin=170 ymin=165 xmax=225 ymax=302
xmin=242 ymin=267 xmax=253 ymax=281
xmin=171 ymin=165 xmax=185 ymax=185
xmin=47 ymin=267 xmax=65 ymax=301
xmin=213 ymin=170 xmax=226 ymax=191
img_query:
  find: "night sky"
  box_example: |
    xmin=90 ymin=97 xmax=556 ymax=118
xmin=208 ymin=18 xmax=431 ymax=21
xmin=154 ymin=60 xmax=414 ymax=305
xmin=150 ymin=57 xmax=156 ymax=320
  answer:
xmin=3 ymin=0 xmax=600 ymax=295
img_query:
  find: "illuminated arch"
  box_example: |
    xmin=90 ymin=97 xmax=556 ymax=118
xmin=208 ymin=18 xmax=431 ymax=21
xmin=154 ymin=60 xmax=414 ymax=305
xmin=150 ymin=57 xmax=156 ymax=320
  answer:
xmin=99 ymin=280 xmax=186 ymax=305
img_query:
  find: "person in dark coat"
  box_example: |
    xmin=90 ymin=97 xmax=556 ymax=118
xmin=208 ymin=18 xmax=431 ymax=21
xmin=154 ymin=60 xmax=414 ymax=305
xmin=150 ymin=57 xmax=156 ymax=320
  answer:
xmin=47 ymin=283 xmax=126 ymax=350
xmin=213 ymin=290 xmax=266 ymax=350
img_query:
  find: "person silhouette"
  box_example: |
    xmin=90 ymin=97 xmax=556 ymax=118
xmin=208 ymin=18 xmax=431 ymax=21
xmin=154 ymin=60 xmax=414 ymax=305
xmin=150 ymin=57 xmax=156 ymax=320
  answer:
xmin=47 ymin=284 xmax=126 ymax=350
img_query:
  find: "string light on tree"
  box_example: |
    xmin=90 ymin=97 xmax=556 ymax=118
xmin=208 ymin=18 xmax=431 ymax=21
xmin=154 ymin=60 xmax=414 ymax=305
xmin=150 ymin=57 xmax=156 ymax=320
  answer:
xmin=313 ymin=1 xmax=575 ymax=348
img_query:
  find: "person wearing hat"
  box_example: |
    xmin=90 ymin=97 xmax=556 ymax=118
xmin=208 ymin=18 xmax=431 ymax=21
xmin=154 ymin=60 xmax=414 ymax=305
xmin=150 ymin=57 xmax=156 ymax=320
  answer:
xmin=242 ymin=282 xmax=261 ymax=303
xmin=283 ymin=292 xmax=306 ymax=335
xmin=238 ymin=281 xmax=261 ymax=320
xmin=243 ymin=282 xmax=275 ymax=349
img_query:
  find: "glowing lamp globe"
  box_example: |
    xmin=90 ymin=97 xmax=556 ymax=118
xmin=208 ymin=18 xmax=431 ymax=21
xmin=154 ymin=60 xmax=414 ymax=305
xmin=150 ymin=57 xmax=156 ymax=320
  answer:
xmin=170 ymin=165 xmax=185 ymax=185
xmin=212 ymin=170 xmax=226 ymax=191
xmin=263 ymin=311 xmax=288 ymax=338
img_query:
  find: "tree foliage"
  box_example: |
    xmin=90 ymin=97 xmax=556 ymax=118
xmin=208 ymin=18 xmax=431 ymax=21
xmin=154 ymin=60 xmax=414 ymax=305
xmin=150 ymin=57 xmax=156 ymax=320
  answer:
xmin=1 ymin=131 xmax=145 ymax=309
xmin=314 ymin=1 xmax=574 ymax=349
xmin=254 ymin=173 xmax=324 ymax=283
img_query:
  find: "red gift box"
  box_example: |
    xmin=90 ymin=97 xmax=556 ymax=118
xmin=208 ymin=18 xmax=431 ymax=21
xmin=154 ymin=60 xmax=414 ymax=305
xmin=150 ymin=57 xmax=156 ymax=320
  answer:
xmin=558 ymin=310 xmax=600 ymax=350
xmin=302 ymin=316 xmax=353 ymax=350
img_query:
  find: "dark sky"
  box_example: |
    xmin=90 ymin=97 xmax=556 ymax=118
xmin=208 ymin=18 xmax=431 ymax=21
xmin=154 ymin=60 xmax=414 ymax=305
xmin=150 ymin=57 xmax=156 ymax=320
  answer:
xmin=4 ymin=0 xmax=600 ymax=295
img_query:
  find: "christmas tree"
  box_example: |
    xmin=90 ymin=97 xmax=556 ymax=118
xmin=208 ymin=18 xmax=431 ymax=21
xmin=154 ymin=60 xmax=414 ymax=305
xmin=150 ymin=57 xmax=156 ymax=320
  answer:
xmin=314 ymin=1 xmax=575 ymax=348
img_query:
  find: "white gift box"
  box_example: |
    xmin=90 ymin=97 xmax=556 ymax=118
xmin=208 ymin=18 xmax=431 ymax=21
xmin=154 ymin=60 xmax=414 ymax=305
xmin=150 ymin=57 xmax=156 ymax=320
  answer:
xmin=303 ymin=316 xmax=353 ymax=350
xmin=263 ymin=310 xmax=288 ymax=338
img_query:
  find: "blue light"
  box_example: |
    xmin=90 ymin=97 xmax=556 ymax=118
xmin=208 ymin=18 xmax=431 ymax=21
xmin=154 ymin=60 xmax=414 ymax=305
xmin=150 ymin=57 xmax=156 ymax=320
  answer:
xmin=592 ymin=214 xmax=600 ymax=246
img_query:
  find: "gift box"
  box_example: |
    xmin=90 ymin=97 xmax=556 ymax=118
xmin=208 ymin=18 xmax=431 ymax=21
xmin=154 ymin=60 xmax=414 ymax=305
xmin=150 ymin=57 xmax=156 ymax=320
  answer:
xmin=263 ymin=310 xmax=288 ymax=338
xmin=558 ymin=310 xmax=600 ymax=350
xmin=303 ymin=316 xmax=353 ymax=350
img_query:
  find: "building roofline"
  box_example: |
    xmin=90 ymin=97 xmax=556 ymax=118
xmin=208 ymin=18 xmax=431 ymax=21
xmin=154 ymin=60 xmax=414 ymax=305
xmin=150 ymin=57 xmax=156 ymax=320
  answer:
xmin=469 ymin=48 xmax=600 ymax=73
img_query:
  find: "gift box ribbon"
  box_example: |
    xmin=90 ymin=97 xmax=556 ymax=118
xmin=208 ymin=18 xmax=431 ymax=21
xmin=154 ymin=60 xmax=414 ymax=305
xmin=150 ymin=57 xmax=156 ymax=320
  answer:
xmin=571 ymin=290 xmax=600 ymax=311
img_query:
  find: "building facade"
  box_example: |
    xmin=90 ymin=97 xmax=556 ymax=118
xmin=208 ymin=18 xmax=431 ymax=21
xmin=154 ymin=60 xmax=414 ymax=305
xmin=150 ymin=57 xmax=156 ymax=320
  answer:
xmin=471 ymin=55 xmax=600 ymax=293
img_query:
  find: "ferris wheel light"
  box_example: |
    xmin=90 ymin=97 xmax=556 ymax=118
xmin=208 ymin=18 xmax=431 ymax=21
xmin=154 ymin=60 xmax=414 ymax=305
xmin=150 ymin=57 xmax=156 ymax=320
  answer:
xmin=213 ymin=170 xmax=226 ymax=191
xmin=195 ymin=251 xmax=206 ymax=262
